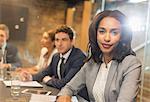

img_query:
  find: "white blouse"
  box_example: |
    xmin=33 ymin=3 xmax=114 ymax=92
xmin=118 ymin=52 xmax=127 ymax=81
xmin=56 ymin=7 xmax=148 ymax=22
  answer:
xmin=36 ymin=48 xmax=57 ymax=70
xmin=93 ymin=61 xmax=112 ymax=102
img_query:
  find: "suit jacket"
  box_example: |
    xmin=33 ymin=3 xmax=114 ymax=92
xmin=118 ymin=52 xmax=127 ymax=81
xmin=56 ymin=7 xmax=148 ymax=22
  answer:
xmin=33 ymin=47 xmax=86 ymax=89
xmin=3 ymin=43 xmax=22 ymax=69
xmin=58 ymin=55 xmax=142 ymax=102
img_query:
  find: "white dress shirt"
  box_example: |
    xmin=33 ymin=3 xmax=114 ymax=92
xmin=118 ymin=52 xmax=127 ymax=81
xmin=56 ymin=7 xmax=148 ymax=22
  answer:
xmin=0 ymin=42 xmax=7 ymax=63
xmin=36 ymin=48 xmax=57 ymax=70
xmin=57 ymin=49 xmax=72 ymax=79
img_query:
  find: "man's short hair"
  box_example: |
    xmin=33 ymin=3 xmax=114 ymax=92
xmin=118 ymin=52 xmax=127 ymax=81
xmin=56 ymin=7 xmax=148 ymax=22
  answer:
xmin=0 ymin=24 xmax=9 ymax=39
xmin=55 ymin=25 xmax=75 ymax=40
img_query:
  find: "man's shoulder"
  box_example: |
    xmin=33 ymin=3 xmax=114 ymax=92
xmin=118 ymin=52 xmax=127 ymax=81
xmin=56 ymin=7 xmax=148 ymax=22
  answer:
xmin=72 ymin=47 xmax=85 ymax=56
xmin=52 ymin=47 xmax=86 ymax=60
xmin=69 ymin=47 xmax=86 ymax=61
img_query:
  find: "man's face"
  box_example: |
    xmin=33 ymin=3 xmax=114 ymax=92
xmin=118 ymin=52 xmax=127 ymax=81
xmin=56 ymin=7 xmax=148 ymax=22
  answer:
xmin=55 ymin=32 xmax=73 ymax=55
xmin=0 ymin=30 xmax=7 ymax=47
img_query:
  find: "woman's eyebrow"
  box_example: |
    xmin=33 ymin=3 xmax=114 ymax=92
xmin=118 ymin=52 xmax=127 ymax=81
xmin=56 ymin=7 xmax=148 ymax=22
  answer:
xmin=110 ymin=28 xmax=121 ymax=31
xmin=97 ymin=27 xmax=105 ymax=30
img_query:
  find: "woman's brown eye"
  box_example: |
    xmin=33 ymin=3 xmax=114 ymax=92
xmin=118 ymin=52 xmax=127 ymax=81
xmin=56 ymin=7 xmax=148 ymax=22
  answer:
xmin=98 ymin=29 xmax=105 ymax=34
xmin=111 ymin=30 xmax=120 ymax=36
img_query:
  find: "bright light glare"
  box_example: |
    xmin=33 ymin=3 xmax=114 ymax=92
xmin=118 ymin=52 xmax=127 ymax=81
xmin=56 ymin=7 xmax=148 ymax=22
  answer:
xmin=128 ymin=16 xmax=145 ymax=32
xmin=129 ymin=0 xmax=147 ymax=3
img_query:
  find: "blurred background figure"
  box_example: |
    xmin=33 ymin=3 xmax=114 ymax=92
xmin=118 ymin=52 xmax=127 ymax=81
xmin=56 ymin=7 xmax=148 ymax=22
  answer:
xmin=0 ymin=24 xmax=22 ymax=69
xmin=18 ymin=30 xmax=57 ymax=74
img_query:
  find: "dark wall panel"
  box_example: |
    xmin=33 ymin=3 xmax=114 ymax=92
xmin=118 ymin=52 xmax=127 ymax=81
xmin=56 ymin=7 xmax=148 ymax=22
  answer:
xmin=0 ymin=4 xmax=28 ymax=41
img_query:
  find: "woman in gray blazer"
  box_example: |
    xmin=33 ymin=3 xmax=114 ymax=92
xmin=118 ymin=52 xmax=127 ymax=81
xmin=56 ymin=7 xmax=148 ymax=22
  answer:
xmin=57 ymin=10 xmax=142 ymax=102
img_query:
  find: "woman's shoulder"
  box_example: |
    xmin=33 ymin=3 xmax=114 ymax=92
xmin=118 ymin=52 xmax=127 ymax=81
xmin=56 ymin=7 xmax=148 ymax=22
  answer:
xmin=40 ymin=47 xmax=48 ymax=55
xmin=122 ymin=55 xmax=141 ymax=65
xmin=119 ymin=55 xmax=142 ymax=72
xmin=83 ymin=59 xmax=99 ymax=68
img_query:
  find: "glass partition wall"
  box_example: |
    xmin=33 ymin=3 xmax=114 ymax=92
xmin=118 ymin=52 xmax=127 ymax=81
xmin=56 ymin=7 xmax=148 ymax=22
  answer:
xmin=141 ymin=0 xmax=150 ymax=101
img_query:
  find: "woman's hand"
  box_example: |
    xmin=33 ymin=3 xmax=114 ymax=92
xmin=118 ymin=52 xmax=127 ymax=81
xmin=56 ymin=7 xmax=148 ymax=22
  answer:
xmin=56 ymin=95 xmax=71 ymax=102
xmin=20 ymin=71 xmax=32 ymax=81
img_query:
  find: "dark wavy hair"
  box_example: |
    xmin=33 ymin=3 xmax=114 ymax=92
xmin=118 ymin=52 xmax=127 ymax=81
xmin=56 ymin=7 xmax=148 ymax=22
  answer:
xmin=88 ymin=10 xmax=135 ymax=63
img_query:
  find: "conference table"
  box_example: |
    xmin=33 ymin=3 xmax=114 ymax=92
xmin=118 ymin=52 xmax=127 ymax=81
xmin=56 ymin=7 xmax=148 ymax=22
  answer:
xmin=0 ymin=81 xmax=60 ymax=102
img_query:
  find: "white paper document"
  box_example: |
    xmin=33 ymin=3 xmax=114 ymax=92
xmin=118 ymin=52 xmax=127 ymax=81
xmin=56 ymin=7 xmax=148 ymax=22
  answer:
xmin=3 ymin=81 xmax=43 ymax=87
xmin=29 ymin=94 xmax=78 ymax=102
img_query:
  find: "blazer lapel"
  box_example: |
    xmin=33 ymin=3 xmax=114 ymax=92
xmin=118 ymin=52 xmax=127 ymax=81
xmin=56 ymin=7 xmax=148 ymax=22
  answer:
xmin=60 ymin=47 xmax=75 ymax=77
xmin=88 ymin=62 xmax=101 ymax=100
xmin=104 ymin=60 xmax=119 ymax=102
xmin=61 ymin=60 xmax=69 ymax=77
xmin=53 ymin=55 xmax=60 ymax=76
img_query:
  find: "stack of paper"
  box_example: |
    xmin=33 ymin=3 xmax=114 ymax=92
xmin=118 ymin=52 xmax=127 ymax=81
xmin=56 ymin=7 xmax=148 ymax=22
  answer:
xmin=30 ymin=94 xmax=78 ymax=102
xmin=3 ymin=81 xmax=43 ymax=87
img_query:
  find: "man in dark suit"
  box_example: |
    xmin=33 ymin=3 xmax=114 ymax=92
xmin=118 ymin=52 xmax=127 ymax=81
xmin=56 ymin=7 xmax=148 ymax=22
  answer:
xmin=0 ymin=24 xmax=22 ymax=69
xmin=21 ymin=25 xmax=86 ymax=89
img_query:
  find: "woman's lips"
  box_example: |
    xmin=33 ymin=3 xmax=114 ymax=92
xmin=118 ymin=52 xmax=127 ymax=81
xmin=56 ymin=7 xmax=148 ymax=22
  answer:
xmin=102 ymin=43 xmax=112 ymax=49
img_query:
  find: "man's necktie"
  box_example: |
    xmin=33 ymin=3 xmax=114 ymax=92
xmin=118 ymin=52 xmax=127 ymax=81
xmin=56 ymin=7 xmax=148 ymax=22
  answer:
xmin=60 ymin=57 xmax=65 ymax=78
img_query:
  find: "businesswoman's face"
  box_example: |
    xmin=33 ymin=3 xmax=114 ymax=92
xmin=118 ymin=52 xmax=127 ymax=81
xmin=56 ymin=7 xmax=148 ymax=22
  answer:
xmin=97 ymin=17 xmax=121 ymax=56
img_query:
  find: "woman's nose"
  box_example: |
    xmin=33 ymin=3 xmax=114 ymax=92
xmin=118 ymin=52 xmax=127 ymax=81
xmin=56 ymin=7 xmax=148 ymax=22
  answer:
xmin=104 ymin=32 xmax=110 ymax=42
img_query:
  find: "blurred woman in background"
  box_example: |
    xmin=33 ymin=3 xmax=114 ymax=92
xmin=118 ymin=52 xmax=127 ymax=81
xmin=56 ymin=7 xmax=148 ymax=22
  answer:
xmin=19 ymin=30 xmax=57 ymax=74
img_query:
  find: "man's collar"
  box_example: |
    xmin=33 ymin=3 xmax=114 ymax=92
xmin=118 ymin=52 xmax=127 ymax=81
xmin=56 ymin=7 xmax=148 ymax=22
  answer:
xmin=1 ymin=42 xmax=7 ymax=54
xmin=60 ymin=48 xmax=73 ymax=60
